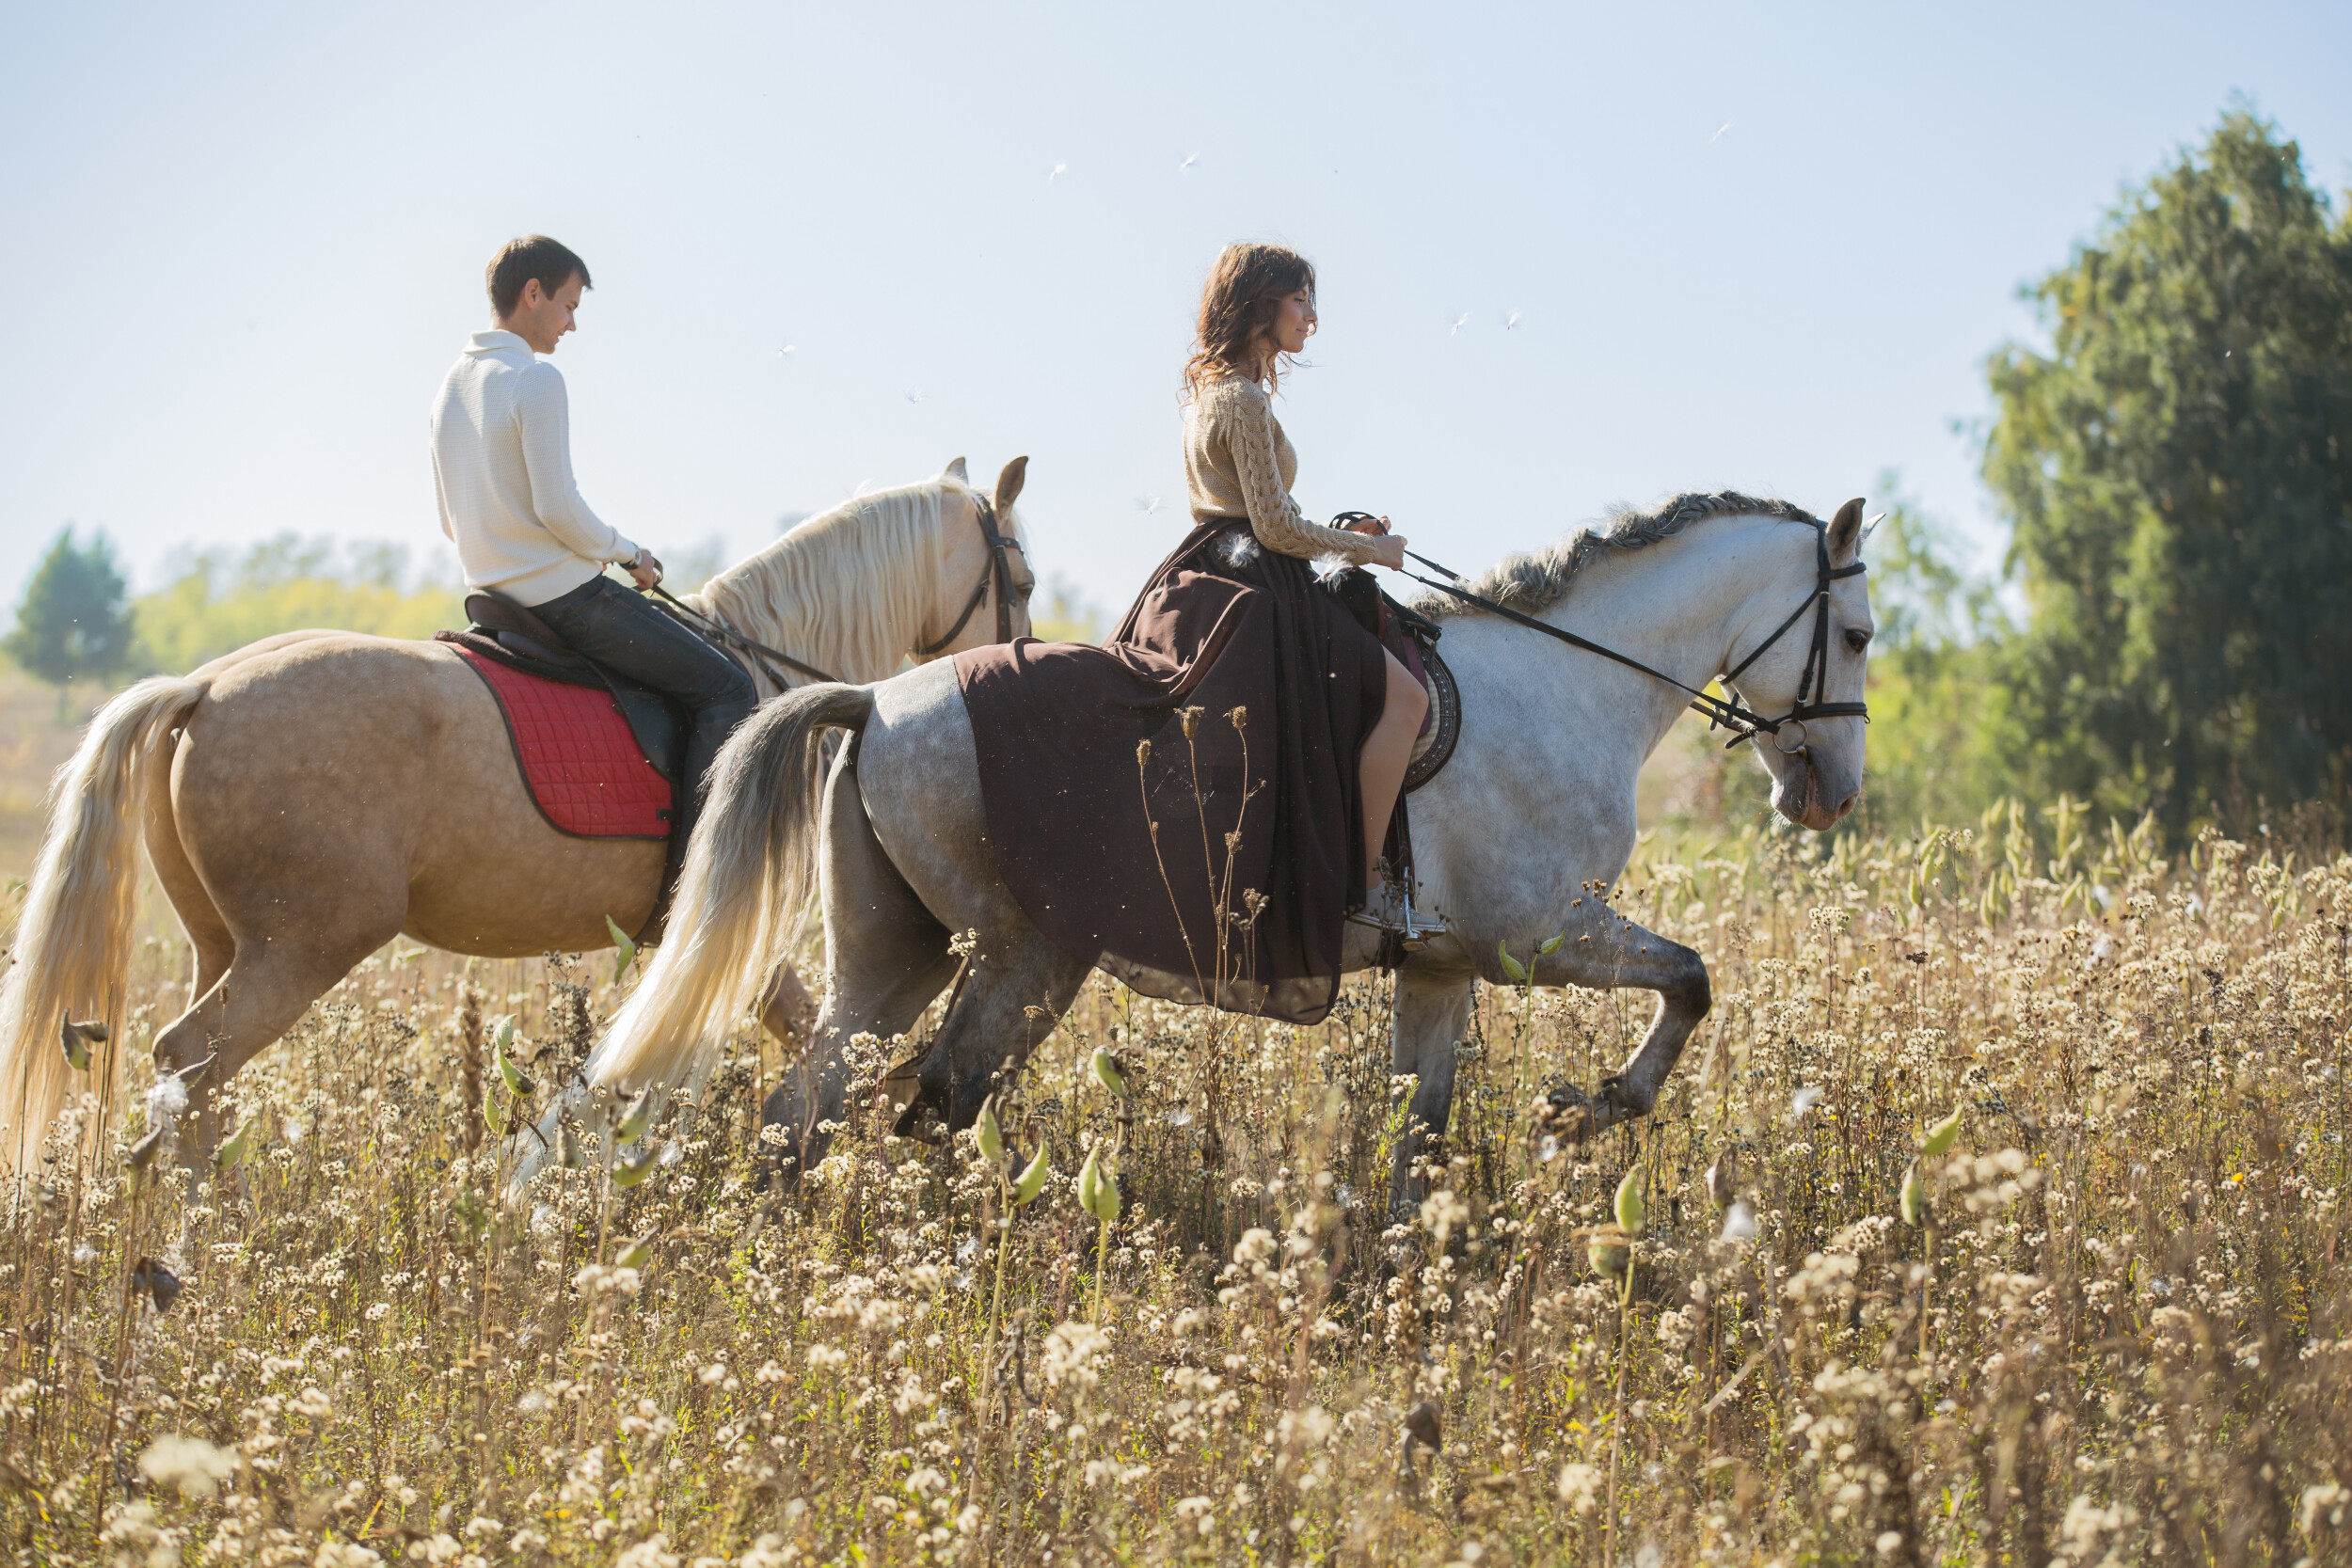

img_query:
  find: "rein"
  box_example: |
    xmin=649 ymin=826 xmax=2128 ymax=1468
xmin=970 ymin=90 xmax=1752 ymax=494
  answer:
xmin=645 ymin=583 xmax=841 ymax=688
xmin=915 ymin=494 xmax=1023 ymax=656
xmin=1372 ymin=514 xmax=1868 ymax=750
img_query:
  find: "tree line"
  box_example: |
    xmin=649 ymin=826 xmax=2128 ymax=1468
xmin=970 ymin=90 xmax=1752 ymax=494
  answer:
xmin=10 ymin=110 xmax=2346 ymax=842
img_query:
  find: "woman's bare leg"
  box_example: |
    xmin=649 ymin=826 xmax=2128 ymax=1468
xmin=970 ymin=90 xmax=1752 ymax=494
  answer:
xmin=1359 ymin=648 xmax=1428 ymax=893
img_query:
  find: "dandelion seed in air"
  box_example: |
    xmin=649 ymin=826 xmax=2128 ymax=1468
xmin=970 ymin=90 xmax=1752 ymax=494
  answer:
xmin=1180 ymin=153 xmax=1200 ymax=172
xmin=1049 ymin=163 xmax=1068 ymax=181
xmin=1791 ymin=1084 xmax=1823 ymax=1117
xmin=1135 ymin=496 xmax=1162 ymax=515
xmin=1450 ymin=313 xmax=1470 ymax=337
xmin=1711 ymin=120 xmax=1734 ymax=141
xmin=907 ymin=390 xmax=924 ymax=404
xmin=1505 ymin=311 xmax=1523 ymax=330
xmin=776 ymin=344 xmax=795 ymax=357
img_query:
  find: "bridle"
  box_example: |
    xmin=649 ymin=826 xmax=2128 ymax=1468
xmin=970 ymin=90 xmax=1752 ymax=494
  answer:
xmin=915 ymin=494 xmax=1025 ymax=656
xmin=1388 ymin=514 xmax=1868 ymax=752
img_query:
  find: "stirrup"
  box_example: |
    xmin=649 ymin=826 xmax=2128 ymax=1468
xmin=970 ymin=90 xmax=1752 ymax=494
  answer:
xmin=1347 ymin=879 xmax=1447 ymax=948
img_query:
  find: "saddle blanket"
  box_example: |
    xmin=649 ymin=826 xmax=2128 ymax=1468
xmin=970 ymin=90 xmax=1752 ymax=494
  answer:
xmin=453 ymin=646 xmax=674 ymax=839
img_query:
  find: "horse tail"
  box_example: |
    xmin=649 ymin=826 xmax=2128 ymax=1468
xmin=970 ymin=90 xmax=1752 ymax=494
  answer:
xmin=585 ymin=682 xmax=876 ymax=1101
xmin=0 ymin=675 xmax=208 ymax=1174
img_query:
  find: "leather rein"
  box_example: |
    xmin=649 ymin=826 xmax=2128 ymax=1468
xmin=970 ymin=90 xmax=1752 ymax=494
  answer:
xmin=644 ymin=492 xmax=1024 ymax=687
xmin=915 ymin=494 xmax=1023 ymax=656
xmin=1364 ymin=513 xmax=1868 ymax=752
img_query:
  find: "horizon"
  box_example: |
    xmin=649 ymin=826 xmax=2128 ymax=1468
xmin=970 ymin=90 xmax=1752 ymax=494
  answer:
xmin=6 ymin=2 xmax=2349 ymax=626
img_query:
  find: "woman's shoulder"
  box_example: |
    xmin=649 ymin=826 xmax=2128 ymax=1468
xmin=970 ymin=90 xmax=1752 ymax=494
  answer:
xmin=1192 ymin=374 xmax=1270 ymax=420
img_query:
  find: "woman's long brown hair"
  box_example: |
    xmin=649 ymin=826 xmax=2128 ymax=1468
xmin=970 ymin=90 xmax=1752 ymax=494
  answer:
xmin=1183 ymin=243 xmax=1316 ymax=398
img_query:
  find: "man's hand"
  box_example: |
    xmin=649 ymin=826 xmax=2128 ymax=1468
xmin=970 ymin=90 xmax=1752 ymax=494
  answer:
xmin=628 ymin=552 xmax=664 ymax=590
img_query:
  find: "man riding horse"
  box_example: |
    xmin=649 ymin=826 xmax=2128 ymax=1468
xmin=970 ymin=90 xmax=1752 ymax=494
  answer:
xmin=430 ymin=234 xmax=757 ymax=873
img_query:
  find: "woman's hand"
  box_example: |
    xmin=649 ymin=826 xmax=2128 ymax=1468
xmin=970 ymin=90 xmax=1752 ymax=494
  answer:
xmin=1366 ymin=533 xmax=1407 ymax=571
xmin=1339 ymin=513 xmax=1391 ymax=536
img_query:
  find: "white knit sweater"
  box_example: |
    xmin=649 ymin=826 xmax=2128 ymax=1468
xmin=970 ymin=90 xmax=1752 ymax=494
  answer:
xmin=430 ymin=330 xmax=641 ymax=606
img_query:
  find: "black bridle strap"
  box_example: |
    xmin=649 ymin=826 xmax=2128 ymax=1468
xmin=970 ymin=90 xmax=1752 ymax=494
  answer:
xmin=1399 ymin=519 xmax=1867 ymax=746
xmin=646 ymin=583 xmax=840 ymax=687
xmin=915 ymin=495 xmax=1022 ymax=656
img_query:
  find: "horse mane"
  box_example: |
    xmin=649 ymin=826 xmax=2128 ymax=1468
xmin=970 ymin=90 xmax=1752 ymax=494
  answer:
xmin=1414 ymin=491 xmax=1820 ymax=620
xmin=686 ymin=477 xmax=1004 ymax=688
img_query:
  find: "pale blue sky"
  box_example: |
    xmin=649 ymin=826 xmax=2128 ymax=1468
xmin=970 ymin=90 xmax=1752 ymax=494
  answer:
xmin=5 ymin=2 xmax=2347 ymax=621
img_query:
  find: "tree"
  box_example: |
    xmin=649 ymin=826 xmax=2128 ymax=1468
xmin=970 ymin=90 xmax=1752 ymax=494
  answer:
xmin=1983 ymin=107 xmax=2352 ymax=836
xmin=6 ymin=527 xmax=135 ymax=718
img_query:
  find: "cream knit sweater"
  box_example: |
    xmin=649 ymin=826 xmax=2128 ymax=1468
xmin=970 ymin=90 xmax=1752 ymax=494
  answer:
xmin=1183 ymin=376 xmax=1387 ymax=566
xmin=430 ymin=330 xmax=642 ymax=606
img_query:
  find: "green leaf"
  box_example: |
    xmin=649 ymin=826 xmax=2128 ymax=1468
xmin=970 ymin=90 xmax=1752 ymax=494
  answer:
xmin=59 ymin=1017 xmax=91 ymax=1072
xmin=1078 ymin=1147 xmax=1120 ymax=1223
xmin=494 ymin=1019 xmax=534 ymax=1097
xmin=1497 ymin=941 xmax=1528 ymax=983
xmin=615 ymin=1086 xmax=654 ymax=1144
xmin=1010 ymin=1143 xmax=1051 ymax=1207
xmin=1899 ymin=1160 xmax=1928 ymax=1227
xmin=1089 ymin=1046 xmax=1127 ymax=1098
xmin=612 ymin=1145 xmax=660 ymax=1189
xmin=606 ymin=915 xmax=638 ymax=984
xmin=1613 ymin=1169 xmax=1647 ymax=1237
xmin=214 ymin=1121 xmax=249 ymax=1171
xmin=1920 ymin=1104 xmax=1964 ymax=1158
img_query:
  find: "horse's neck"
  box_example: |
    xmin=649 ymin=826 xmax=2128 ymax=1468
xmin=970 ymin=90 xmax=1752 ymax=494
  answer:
xmin=1524 ymin=517 xmax=1811 ymax=757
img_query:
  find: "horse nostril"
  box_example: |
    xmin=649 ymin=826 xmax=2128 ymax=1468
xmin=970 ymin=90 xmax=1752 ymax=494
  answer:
xmin=1835 ymin=791 xmax=1858 ymax=820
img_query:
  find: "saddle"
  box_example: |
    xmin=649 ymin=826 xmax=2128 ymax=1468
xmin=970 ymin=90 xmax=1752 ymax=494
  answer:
xmin=435 ymin=590 xmax=711 ymax=942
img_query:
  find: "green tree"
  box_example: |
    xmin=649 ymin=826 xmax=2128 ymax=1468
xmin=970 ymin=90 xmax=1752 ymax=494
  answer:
xmin=6 ymin=527 xmax=135 ymax=717
xmin=1847 ymin=478 xmax=2012 ymax=834
xmin=1984 ymin=107 xmax=2352 ymax=835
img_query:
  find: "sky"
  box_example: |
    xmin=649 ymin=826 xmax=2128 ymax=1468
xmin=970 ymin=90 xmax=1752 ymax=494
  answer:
xmin=4 ymin=1 xmax=2348 ymax=624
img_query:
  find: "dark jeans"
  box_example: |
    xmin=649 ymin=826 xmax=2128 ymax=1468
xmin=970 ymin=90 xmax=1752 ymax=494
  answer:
xmin=531 ymin=575 xmax=756 ymax=853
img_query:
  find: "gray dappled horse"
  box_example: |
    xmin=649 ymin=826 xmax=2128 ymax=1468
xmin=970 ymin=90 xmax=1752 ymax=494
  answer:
xmin=522 ymin=496 xmax=1872 ymax=1206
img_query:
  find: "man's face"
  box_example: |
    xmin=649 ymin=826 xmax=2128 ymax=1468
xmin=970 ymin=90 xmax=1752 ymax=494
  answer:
xmin=505 ymin=273 xmax=586 ymax=354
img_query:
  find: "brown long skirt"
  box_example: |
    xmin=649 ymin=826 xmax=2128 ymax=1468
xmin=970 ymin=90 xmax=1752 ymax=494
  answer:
xmin=953 ymin=519 xmax=1389 ymax=1023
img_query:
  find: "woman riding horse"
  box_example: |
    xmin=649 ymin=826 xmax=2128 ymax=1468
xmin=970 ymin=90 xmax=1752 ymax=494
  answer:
xmin=955 ymin=244 xmax=1440 ymax=1025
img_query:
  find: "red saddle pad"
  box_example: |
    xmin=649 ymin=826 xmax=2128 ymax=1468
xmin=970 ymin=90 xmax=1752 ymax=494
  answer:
xmin=453 ymin=647 xmax=674 ymax=839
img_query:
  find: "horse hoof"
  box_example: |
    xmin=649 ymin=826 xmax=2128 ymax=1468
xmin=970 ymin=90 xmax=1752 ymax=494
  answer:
xmin=1576 ymin=1076 xmax=1642 ymax=1136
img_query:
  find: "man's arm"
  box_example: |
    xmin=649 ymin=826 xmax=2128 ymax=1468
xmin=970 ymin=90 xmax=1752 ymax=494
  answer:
xmin=514 ymin=364 xmax=642 ymax=568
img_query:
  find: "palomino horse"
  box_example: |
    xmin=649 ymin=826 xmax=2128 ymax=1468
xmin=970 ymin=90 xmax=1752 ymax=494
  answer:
xmin=0 ymin=459 xmax=1035 ymax=1174
xmin=518 ymin=494 xmax=1871 ymax=1203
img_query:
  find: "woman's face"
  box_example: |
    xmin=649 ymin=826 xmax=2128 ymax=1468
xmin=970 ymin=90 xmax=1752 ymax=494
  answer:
xmin=1266 ymin=286 xmax=1317 ymax=357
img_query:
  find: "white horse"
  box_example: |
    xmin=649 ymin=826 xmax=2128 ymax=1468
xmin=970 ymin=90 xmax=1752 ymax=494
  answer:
xmin=515 ymin=495 xmax=1871 ymax=1202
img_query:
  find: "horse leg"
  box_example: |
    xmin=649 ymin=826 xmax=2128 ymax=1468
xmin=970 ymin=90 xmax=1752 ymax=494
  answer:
xmin=1386 ymin=964 xmax=1479 ymax=1215
xmin=1533 ymin=906 xmax=1711 ymax=1134
xmin=760 ymin=750 xmax=957 ymax=1175
xmin=914 ymin=924 xmax=1090 ymax=1133
xmin=154 ymin=921 xmax=398 ymax=1170
xmin=141 ymin=739 xmax=233 ymax=1021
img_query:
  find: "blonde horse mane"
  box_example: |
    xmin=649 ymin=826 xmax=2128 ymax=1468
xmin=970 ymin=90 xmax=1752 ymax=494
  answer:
xmin=686 ymin=475 xmax=1011 ymax=692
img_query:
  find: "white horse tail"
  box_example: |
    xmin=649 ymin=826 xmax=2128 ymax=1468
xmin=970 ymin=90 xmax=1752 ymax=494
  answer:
xmin=584 ymin=682 xmax=876 ymax=1102
xmin=1 ymin=675 xmax=208 ymax=1175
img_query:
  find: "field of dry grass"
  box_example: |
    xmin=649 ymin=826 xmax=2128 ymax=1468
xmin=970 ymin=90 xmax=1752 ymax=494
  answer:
xmin=1 ymin=675 xmax=2348 ymax=1564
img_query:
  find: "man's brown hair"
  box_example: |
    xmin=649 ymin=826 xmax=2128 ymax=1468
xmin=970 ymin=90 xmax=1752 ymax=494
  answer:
xmin=1183 ymin=243 xmax=1316 ymax=397
xmin=487 ymin=236 xmax=592 ymax=318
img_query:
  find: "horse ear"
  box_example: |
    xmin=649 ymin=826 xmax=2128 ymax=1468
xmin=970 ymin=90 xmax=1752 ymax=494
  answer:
xmin=994 ymin=455 xmax=1029 ymax=515
xmin=944 ymin=456 xmax=970 ymax=483
xmin=1827 ymin=498 xmax=1865 ymax=564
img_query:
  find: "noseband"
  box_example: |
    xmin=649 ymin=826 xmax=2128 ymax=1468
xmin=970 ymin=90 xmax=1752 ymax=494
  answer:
xmin=1399 ymin=515 xmax=1867 ymax=749
xmin=916 ymin=494 xmax=1024 ymax=656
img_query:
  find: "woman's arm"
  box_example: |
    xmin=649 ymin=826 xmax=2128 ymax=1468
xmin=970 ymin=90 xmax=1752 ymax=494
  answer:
xmin=1223 ymin=389 xmax=1389 ymax=566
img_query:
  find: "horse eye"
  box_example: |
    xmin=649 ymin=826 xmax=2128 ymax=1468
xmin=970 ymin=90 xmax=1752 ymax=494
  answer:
xmin=1845 ymin=627 xmax=1872 ymax=653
